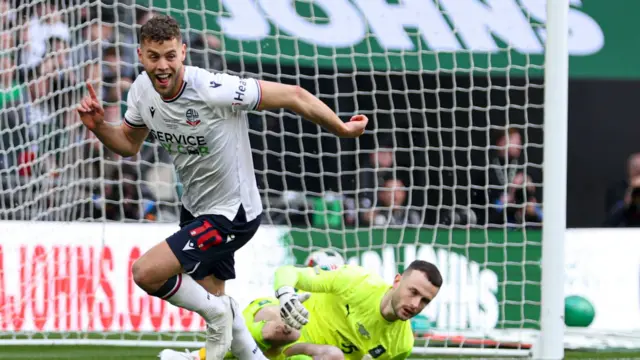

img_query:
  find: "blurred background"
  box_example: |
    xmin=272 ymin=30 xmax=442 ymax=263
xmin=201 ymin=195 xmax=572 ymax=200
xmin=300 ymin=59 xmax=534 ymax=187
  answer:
xmin=0 ymin=0 xmax=638 ymax=230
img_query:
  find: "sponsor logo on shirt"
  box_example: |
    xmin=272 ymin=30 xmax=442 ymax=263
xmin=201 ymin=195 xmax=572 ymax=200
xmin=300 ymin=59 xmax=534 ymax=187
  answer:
xmin=232 ymin=79 xmax=248 ymax=109
xmin=368 ymin=345 xmax=386 ymax=358
xmin=150 ymin=130 xmax=210 ymax=156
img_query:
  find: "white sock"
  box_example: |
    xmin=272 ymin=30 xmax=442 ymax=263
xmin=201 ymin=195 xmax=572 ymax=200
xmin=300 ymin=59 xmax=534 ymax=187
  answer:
xmin=164 ymin=273 xmax=226 ymax=322
xmin=230 ymin=297 xmax=268 ymax=360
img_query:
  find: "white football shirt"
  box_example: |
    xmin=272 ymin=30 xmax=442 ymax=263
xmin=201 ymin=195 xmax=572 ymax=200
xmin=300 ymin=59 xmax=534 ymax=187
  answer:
xmin=123 ymin=66 xmax=263 ymax=222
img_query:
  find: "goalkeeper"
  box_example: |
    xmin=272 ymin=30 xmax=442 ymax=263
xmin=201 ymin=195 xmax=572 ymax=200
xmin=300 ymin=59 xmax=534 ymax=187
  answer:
xmin=162 ymin=258 xmax=442 ymax=360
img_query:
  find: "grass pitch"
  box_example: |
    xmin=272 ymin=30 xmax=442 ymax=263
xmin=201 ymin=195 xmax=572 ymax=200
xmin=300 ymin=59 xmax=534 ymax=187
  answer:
xmin=1 ymin=346 xmax=640 ymax=359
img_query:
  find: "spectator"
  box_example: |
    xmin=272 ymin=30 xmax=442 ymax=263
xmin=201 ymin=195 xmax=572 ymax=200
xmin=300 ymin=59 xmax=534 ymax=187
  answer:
xmin=362 ymin=177 xmax=421 ymax=226
xmin=358 ymin=135 xmax=395 ymax=212
xmin=0 ymin=0 xmax=17 ymax=53
xmin=0 ymin=52 xmax=27 ymax=172
xmin=80 ymin=7 xmax=117 ymax=62
xmin=100 ymin=165 xmax=156 ymax=222
xmin=605 ymin=153 xmax=640 ymax=227
xmin=42 ymin=36 xmax=75 ymax=112
xmin=46 ymin=36 xmax=72 ymax=72
xmin=469 ymin=126 xmax=526 ymax=225
xmin=492 ymin=171 xmax=543 ymax=228
xmin=103 ymin=45 xmax=133 ymax=101
xmin=16 ymin=0 xmax=70 ymax=69
xmin=605 ymin=153 xmax=640 ymax=213
xmin=0 ymin=54 xmax=24 ymax=109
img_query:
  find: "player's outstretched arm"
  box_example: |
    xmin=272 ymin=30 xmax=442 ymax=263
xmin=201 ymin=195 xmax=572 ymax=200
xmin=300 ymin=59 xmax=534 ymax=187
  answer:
xmin=76 ymin=82 xmax=148 ymax=157
xmin=257 ymin=80 xmax=368 ymax=138
xmin=273 ymin=265 xmax=339 ymax=294
xmin=274 ymin=265 xmax=360 ymax=330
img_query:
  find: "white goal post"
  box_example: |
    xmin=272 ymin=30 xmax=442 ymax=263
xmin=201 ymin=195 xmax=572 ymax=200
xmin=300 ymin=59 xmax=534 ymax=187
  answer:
xmin=0 ymin=0 xmax=626 ymax=358
xmin=536 ymin=0 xmax=569 ymax=359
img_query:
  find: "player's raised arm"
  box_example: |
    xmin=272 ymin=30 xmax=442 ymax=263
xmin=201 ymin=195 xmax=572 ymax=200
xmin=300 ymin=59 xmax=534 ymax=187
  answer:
xmin=273 ymin=264 xmax=362 ymax=330
xmin=256 ymin=80 xmax=368 ymax=138
xmin=76 ymin=82 xmax=148 ymax=157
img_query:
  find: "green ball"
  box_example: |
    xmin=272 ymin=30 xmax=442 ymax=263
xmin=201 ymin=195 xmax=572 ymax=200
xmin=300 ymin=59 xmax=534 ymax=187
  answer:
xmin=410 ymin=314 xmax=435 ymax=333
xmin=564 ymin=295 xmax=595 ymax=327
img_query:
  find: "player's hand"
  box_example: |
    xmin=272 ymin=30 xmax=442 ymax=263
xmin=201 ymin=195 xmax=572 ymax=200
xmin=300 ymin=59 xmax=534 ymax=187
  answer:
xmin=76 ymin=82 xmax=105 ymax=131
xmin=340 ymin=114 xmax=368 ymax=138
xmin=275 ymin=286 xmax=310 ymax=330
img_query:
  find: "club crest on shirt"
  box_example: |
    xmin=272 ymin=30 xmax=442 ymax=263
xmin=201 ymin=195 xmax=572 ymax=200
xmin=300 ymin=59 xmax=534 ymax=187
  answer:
xmin=357 ymin=322 xmax=371 ymax=339
xmin=185 ymin=108 xmax=201 ymax=127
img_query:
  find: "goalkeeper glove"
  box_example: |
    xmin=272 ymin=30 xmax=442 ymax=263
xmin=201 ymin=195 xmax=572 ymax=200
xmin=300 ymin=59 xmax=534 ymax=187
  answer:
xmin=275 ymin=286 xmax=310 ymax=330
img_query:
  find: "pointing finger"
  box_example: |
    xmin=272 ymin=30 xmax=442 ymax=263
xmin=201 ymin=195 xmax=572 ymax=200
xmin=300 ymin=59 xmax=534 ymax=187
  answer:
xmin=86 ymin=82 xmax=98 ymax=100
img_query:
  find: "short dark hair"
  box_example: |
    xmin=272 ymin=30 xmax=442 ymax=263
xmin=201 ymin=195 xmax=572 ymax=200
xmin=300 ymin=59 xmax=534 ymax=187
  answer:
xmin=139 ymin=14 xmax=181 ymax=44
xmin=405 ymin=260 xmax=442 ymax=287
xmin=492 ymin=126 xmax=521 ymax=145
xmin=103 ymin=45 xmax=121 ymax=59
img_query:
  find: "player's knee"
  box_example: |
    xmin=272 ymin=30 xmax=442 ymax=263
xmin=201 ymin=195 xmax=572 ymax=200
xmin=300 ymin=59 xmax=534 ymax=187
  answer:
xmin=131 ymin=258 xmax=153 ymax=290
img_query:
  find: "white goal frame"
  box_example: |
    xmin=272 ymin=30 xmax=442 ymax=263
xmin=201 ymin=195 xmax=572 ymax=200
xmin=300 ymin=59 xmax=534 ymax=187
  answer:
xmin=535 ymin=0 xmax=570 ymax=359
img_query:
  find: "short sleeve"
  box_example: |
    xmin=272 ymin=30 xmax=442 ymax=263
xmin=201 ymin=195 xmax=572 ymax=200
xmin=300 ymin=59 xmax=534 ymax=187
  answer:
xmin=199 ymin=71 xmax=262 ymax=112
xmin=123 ymin=79 xmax=147 ymax=129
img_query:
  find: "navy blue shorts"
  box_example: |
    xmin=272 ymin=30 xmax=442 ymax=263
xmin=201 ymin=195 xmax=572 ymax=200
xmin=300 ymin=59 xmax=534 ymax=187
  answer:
xmin=166 ymin=205 xmax=261 ymax=281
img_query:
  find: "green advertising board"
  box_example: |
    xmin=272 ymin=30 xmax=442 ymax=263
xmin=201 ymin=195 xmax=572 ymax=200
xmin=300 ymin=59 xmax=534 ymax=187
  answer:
xmin=286 ymin=228 xmax=542 ymax=331
xmin=142 ymin=0 xmax=637 ymax=79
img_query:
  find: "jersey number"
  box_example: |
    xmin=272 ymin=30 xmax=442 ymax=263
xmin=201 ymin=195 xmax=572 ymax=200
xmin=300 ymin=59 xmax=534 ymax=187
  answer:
xmin=341 ymin=343 xmax=358 ymax=354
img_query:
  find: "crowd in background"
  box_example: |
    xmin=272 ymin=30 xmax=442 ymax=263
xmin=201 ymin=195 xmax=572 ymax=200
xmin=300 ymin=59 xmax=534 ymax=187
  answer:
xmin=0 ymin=0 xmax=222 ymax=223
xmin=0 ymin=1 xmax=545 ymax=229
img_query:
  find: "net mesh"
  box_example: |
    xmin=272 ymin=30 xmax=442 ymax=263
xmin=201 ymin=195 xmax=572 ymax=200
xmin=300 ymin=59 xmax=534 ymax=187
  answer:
xmin=0 ymin=0 xmax=549 ymax=353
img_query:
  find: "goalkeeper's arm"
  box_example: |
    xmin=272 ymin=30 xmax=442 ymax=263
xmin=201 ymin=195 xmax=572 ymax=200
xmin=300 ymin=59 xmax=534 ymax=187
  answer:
xmin=255 ymin=80 xmax=368 ymax=138
xmin=273 ymin=265 xmax=339 ymax=294
xmin=273 ymin=265 xmax=348 ymax=330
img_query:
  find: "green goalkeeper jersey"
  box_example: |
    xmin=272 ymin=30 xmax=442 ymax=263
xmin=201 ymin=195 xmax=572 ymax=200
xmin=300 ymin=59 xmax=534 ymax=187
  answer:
xmin=274 ymin=265 xmax=414 ymax=360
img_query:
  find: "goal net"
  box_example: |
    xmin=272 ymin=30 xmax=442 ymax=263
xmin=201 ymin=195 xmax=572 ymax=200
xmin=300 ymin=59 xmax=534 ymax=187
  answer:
xmin=0 ymin=0 xmax=633 ymax=356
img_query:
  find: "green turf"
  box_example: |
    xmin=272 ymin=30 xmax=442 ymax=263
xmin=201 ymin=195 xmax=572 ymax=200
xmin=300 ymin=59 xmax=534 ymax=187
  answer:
xmin=1 ymin=346 xmax=640 ymax=360
xmin=0 ymin=346 xmax=157 ymax=359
